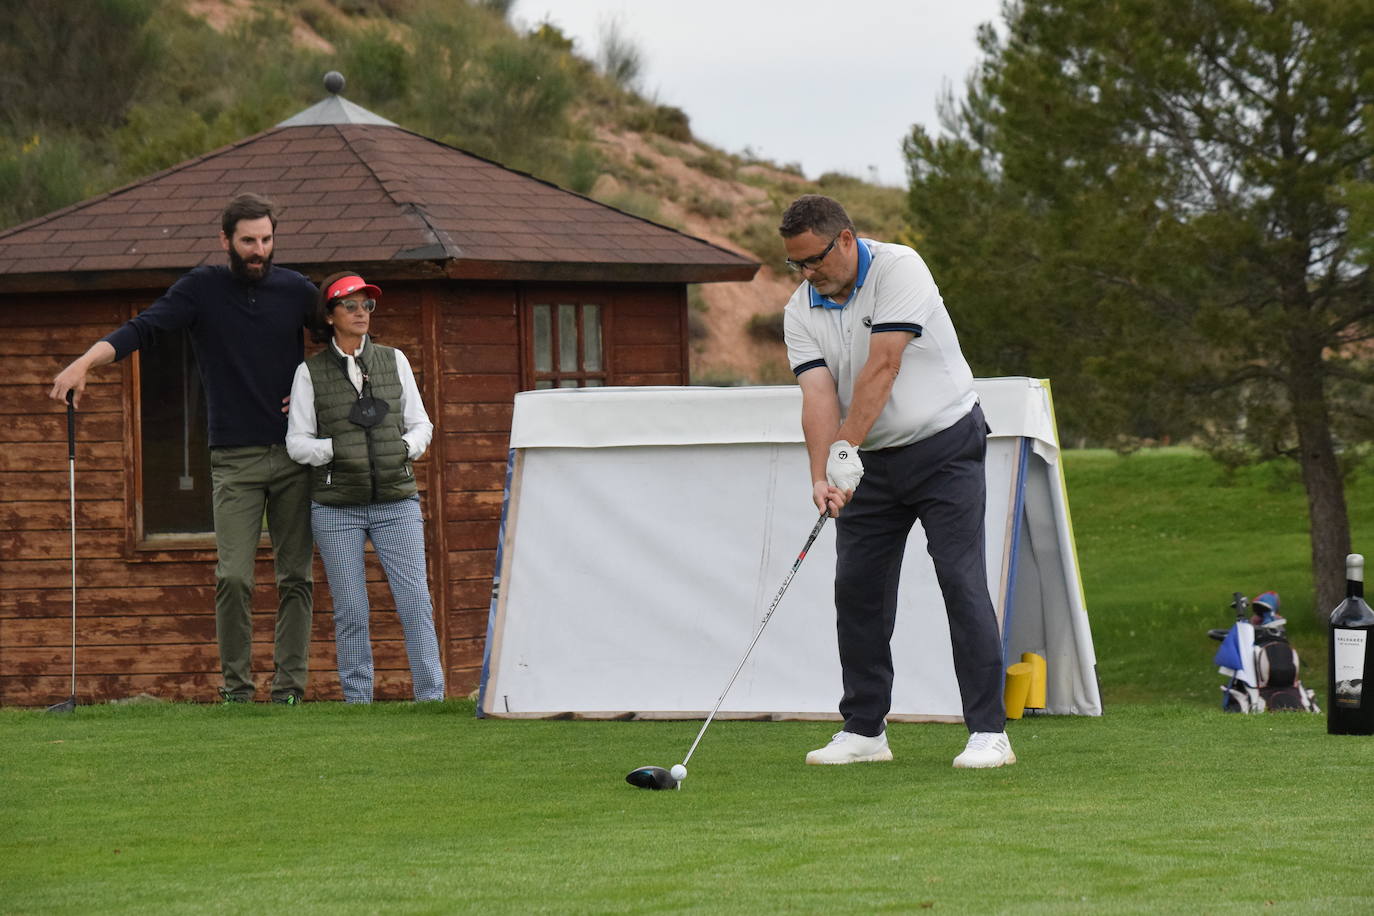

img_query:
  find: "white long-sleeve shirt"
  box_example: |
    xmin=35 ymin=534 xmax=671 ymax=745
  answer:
xmin=285 ymin=335 xmax=433 ymax=467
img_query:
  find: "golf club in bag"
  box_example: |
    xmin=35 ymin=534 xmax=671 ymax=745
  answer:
xmin=46 ymin=391 xmax=78 ymax=714
xmin=626 ymin=510 xmax=830 ymax=790
xmin=1208 ymin=591 xmax=1319 ymax=713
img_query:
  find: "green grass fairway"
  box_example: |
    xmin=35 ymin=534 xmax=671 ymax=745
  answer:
xmin=3 ymin=701 xmax=1373 ymax=914
xmin=4 ymin=449 xmax=1374 ymax=913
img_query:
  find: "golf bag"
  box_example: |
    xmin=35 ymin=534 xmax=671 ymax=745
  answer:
xmin=1209 ymin=593 xmax=1319 ymax=713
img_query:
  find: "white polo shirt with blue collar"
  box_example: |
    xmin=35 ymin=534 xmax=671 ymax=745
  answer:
xmin=783 ymin=238 xmax=977 ymax=450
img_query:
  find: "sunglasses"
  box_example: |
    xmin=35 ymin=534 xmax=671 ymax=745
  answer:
xmin=334 ymin=298 xmax=376 ymax=313
xmin=784 ymin=233 xmax=842 ymax=272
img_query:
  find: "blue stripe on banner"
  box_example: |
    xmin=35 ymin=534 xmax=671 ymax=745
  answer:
xmin=871 ymin=322 xmax=923 ymax=336
xmin=1001 ymin=436 xmax=1030 ymax=666
xmin=476 ymin=447 xmax=518 ymax=718
xmin=792 ymin=358 xmax=827 ymax=376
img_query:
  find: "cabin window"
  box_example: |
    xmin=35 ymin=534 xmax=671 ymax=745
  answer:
xmin=529 ymin=302 xmax=604 ymax=389
xmin=139 ymin=331 xmax=214 ymax=536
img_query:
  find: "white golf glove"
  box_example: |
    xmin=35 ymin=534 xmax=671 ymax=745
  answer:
xmin=826 ymin=440 xmax=864 ymax=492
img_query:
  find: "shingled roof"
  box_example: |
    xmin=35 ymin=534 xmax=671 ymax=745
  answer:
xmin=0 ymin=95 xmax=758 ymax=292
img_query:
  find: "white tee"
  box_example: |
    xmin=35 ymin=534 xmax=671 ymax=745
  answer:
xmin=783 ymin=239 xmax=976 ymax=450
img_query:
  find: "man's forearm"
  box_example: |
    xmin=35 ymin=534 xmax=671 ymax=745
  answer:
xmin=49 ymin=341 xmax=116 ymax=406
xmin=76 ymin=341 xmax=116 ymax=370
xmin=799 ymin=375 xmax=841 ymax=483
xmin=835 ymin=333 xmax=909 ymax=447
xmin=835 ymin=363 xmax=897 ymax=448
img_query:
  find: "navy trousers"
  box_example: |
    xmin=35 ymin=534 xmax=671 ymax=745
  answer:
xmin=833 ymin=403 xmax=1006 ymax=736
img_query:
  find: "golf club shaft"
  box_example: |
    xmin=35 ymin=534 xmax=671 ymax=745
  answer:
xmin=681 ymin=510 xmax=829 ymax=766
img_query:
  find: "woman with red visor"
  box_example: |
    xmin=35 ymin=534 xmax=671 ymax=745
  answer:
xmin=285 ymin=271 xmax=444 ymax=702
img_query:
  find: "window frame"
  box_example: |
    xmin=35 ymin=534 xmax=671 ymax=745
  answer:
xmin=520 ymin=289 xmax=611 ymax=390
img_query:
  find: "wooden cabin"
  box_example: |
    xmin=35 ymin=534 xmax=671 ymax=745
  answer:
xmin=0 ymin=90 xmax=757 ymax=706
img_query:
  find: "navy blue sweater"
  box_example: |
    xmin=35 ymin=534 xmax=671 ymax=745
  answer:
xmin=104 ymin=264 xmax=316 ymax=447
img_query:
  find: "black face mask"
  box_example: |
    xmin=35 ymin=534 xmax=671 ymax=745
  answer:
xmin=347 ymin=355 xmax=390 ymax=428
xmin=348 ymin=395 xmax=390 ymax=428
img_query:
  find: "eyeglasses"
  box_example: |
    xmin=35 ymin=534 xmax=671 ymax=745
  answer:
xmin=785 ymin=233 xmax=842 ymax=272
xmin=335 ymin=298 xmax=376 ymax=313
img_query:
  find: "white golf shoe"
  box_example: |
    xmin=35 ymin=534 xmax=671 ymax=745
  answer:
xmin=952 ymin=731 xmax=1016 ymax=768
xmin=805 ymin=730 xmax=893 ymax=765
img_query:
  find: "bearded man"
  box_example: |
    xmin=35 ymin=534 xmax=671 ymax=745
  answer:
xmin=51 ymin=193 xmax=317 ymax=705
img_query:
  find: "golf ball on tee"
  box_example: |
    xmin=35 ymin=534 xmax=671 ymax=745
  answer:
xmin=670 ymin=764 xmax=687 ymax=781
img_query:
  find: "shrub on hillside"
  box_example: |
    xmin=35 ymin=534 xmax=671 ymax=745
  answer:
xmin=0 ymin=133 xmax=98 ymax=230
xmin=559 ymin=142 xmax=602 ymax=194
xmin=340 ymin=28 xmax=410 ymax=105
xmin=730 ymin=215 xmax=785 ymax=267
xmin=746 ymin=311 xmax=785 ymax=343
xmin=529 ymin=21 xmax=574 ymax=53
xmin=687 ymin=307 xmax=710 ymax=342
xmin=623 ymin=104 xmax=693 ymax=143
xmin=686 ymin=193 xmax=733 ymax=220
xmin=650 ymin=105 xmax=692 ymax=142
xmin=0 ymin=0 xmax=162 ymax=133
xmin=597 ymin=18 xmax=642 ymax=89
xmin=691 ymin=153 xmax=734 ymax=180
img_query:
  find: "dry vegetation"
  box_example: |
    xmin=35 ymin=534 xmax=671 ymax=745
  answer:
xmin=183 ymin=0 xmax=908 ymax=385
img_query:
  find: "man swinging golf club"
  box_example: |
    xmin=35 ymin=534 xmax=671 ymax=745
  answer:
xmin=779 ymin=194 xmax=1014 ymax=768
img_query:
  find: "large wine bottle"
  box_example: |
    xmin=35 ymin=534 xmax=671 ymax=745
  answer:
xmin=1328 ymin=553 xmax=1374 ymax=735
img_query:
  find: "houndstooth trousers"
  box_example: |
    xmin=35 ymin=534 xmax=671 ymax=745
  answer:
xmin=311 ymin=496 xmax=446 ymax=702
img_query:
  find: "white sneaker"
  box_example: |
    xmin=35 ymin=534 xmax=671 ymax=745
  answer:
xmin=805 ymin=730 xmax=893 ymax=765
xmin=953 ymin=731 xmax=1016 ymax=768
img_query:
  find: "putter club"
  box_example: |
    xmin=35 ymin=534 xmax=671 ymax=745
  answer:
xmin=625 ymin=510 xmax=830 ymax=790
xmin=47 ymin=391 xmax=78 ymax=715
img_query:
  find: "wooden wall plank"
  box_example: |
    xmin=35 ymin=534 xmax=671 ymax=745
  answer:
xmin=444 ymin=550 xmax=497 ymax=579
xmin=1 ymin=529 xmax=126 ymax=560
xmin=441 ymin=432 xmax=511 ymax=462
xmin=441 ymin=374 xmax=520 ymax=403
xmin=4 ymin=412 xmax=123 ymax=443
xmin=614 ymin=344 xmax=682 ymax=374
xmin=5 ymin=585 xmax=213 ymax=617
xmin=0 ymin=499 xmax=124 ymax=529
xmin=1 ymin=441 xmax=123 ymax=470
xmin=441 ymin=343 xmax=519 ymax=374
xmin=614 ymin=311 xmax=681 ymax=343
xmin=5 ymin=384 xmax=123 ymax=416
xmin=441 ymin=314 xmax=518 ymax=343
xmin=0 ymin=475 xmax=124 ymax=502
xmin=440 ymin=402 xmax=514 ymax=431
xmin=439 ymin=463 xmax=506 ymax=493
xmin=445 ymin=579 xmax=491 ymax=610
xmin=441 ymin=490 xmax=505 ymax=519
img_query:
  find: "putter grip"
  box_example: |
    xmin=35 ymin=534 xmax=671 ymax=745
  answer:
xmin=66 ymin=390 xmax=75 ymax=459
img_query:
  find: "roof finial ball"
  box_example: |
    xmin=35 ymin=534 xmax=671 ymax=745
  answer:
xmin=324 ymin=71 xmax=346 ymax=95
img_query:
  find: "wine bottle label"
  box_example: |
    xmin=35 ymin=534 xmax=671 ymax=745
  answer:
xmin=1333 ymin=628 xmax=1367 ymax=708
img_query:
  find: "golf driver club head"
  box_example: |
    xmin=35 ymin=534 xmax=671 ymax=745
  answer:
xmin=46 ymin=695 xmax=76 ymax=714
xmin=625 ymin=766 xmax=679 ymax=790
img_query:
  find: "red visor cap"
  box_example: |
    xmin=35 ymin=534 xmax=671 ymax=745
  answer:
xmin=325 ymin=275 xmax=382 ymax=302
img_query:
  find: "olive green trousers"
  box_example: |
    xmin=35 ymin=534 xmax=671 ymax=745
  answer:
xmin=209 ymin=444 xmax=314 ymax=701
